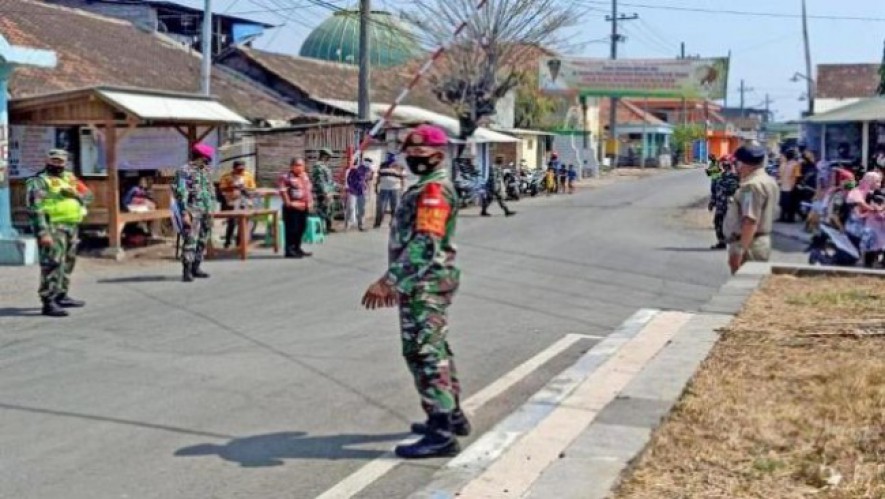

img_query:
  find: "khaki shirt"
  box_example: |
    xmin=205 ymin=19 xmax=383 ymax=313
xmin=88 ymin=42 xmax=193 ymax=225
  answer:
xmin=724 ymin=168 xmax=779 ymax=244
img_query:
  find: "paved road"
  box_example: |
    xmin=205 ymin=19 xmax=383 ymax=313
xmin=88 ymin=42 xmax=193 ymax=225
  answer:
xmin=0 ymin=169 xmax=796 ymax=498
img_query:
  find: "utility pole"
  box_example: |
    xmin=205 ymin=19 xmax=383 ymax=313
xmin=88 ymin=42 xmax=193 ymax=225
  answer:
xmin=357 ymin=0 xmax=371 ymax=122
xmin=738 ymin=79 xmax=753 ymax=116
xmin=801 ymin=0 xmax=814 ymax=115
xmin=605 ymin=0 xmax=638 ymax=168
xmin=763 ymin=94 xmax=774 ymax=123
xmin=678 ymin=42 xmax=687 ymax=128
xmin=201 ymin=0 xmax=212 ymax=95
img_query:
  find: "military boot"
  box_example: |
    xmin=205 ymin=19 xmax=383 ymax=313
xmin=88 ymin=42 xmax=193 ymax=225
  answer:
xmin=55 ymin=294 xmax=86 ymax=308
xmin=42 ymin=299 xmax=69 ymax=318
xmin=191 ymin=262 xmax=210 ymax=279
xmin=410 ymin=409 xmax=471 ymax=437
xmin=395 ymin=413 xmax=460 ymax=459
xmin=182 ymin=263 xmax=194 ymax=283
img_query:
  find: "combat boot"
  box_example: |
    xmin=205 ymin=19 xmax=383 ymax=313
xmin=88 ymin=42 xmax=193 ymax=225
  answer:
xmin=182 ymin=263 xmax=194 ymax=282
xmin=191 ymin=262 xmax=210 ymax=279
xmin=505 ymin=210 xmax=516 ymax=217
xmin=55 ymin=294 xmax=86 ymax=308
xmin=42 ymin=299 xmax=69 ymax=317
xmin=395 ymin=413 xmax=460 ymax=459
xmin=410 ymin=409 xmax=472 ymax=437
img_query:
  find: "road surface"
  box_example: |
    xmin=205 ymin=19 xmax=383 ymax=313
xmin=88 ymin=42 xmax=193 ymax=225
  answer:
xmin=0 ymin=168 xmax=802 ymax=498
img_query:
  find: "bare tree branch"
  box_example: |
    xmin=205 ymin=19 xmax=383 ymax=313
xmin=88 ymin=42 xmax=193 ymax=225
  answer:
xmin=403 ymin=0 xmax=573 ymax=142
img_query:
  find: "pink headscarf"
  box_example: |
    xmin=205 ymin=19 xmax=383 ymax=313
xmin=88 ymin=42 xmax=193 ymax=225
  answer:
xmin=847 ymin=171 xmax=882 ymax=204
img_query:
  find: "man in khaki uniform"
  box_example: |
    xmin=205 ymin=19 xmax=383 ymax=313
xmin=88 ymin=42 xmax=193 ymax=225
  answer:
xmin=724 ymin=143 xmax=779 ymax=274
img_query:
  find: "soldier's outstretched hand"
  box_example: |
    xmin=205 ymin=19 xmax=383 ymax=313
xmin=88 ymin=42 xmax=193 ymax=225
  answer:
xmin=362 ymin=278 xmax=395 ymax=310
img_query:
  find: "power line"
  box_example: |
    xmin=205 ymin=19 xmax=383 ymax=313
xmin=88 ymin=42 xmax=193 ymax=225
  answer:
xmin=575 ymin=0 xmax=885 ymax=22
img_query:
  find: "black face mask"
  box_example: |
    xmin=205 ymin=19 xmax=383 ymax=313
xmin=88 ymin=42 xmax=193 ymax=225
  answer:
xmin=46 ymin=164 xmax=65 ymax=176
xmin=405 ymin=155 xmax=437 ymax=175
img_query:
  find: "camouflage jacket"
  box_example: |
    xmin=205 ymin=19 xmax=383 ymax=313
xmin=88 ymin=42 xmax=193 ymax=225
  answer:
xmin=486 ymin=165 xmax=503 ymax=193
xmin=310 ymin=162 xmax=334 ymax=196
xmin=172 ymin=162 xmax=214 ymax=213
xmin=26 ymin=170 xmax=94 ymax=236
xmin=385 ymin=168 xmax=460 ymax=296
xmin=710 ymin=172 xmax=740 ymax=213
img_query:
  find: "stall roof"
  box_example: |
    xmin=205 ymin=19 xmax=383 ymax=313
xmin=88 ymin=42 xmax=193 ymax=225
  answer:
xmin=11 ymin=86 xmax=250 ymax=125
xmin=319 ymin=99 xmax=520 ymax=144
xmin=804 ymin=97 xmax=885 ymax=124
xmin=97 ymin=88 xmax=249 ymax=124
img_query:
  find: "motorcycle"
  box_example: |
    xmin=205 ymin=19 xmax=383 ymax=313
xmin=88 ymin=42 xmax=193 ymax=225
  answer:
xmin=454 ymin=158 xmax=486 ymax=208
xmin=503 ymin=168 xmax=521 ymax=201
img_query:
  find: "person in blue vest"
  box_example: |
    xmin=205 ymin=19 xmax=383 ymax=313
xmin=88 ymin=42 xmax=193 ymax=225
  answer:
xmin=26 ymin=149 xmax=93 ymax=317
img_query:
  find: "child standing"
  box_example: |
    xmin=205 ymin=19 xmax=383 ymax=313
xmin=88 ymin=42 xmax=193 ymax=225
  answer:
xmin=567 ymin=164 xmax=577 ymax=194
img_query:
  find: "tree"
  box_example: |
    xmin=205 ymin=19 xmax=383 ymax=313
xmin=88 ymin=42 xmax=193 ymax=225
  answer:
xmin=672 ymin=124 xmax=705 ymax=163
xmin=514 ymin=70 xmax=561 ymax=130
xmin=404 ymin=0 xmax=572 ymax=147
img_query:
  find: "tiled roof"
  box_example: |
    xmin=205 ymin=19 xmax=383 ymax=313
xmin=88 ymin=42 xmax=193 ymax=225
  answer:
xmin=234 ymin=43 xmax=556 ymax=119
xmin=0 ymin=0 xmax=300 ymax=122
xmin=238 ymin=47 xmax=454 ymax=116
xmin=816 ymin=64 xmax=880 ymax=99
xmin=600 ymin=98 xmax=669 ymax=127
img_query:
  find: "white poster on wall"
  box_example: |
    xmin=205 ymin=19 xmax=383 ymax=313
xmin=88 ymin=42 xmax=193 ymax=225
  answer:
xmin=9 ymin=126 xmax=57 ymax=179
xmin=117 ymin=128 xmax=189 ymax=171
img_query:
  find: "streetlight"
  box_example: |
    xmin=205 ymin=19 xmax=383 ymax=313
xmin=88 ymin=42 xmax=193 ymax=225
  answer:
xmin=790 ymin=72 xmax=815 ymax=116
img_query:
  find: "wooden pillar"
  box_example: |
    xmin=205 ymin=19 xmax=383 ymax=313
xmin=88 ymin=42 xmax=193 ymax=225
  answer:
xmin=105 ymin=123 xmax=122 ymax=258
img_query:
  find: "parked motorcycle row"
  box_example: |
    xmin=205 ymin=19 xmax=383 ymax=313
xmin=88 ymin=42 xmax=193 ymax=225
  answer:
xmin=454 ymin=159 xmax=546 ymax=207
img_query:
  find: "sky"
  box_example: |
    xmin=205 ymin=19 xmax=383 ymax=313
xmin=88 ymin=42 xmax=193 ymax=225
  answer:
xmin=176 ymin=0 xmax=885 ymax=121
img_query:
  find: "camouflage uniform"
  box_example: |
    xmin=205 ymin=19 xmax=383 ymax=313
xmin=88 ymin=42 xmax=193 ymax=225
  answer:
xmin=26 ymin=170 xmax=93 ymax=301
xmin=709 ymin=172 xmax=740 ymax=245
xmin=173 ymin=162 xmax=214 ymax=265
xmin=384 ymin=168 xmax=462 ymax=416
xmin=310 ymin=161 xmax=335 ymax=231
xmin=481 ymin=164 xmax=511 ymax=215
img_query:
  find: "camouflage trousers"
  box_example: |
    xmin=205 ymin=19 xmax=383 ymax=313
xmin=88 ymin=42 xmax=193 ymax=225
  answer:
xmin=399 ymin=291 xmax=461 ymax=415
xmin=314 ymin=194 xmax=333 ymax=230
xmin=181 ymin=210 xmax=211 ymax=265
xmin=38 ymin=224 xmax=79 ymax=301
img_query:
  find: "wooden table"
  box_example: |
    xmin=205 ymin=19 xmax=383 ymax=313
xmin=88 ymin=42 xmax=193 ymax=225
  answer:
xmin=207 ymin=208 xmax=279 ymax=260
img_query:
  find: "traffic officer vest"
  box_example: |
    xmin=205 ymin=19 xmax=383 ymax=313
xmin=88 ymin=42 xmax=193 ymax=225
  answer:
xmin=39 ymin=173 xmax=85 ymax=224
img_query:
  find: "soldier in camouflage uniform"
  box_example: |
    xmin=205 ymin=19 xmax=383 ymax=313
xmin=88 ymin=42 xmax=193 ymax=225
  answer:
xmin=362 ymin=124 xmax=468 ymax=459
xmin=26 ymin=149 xmax=93 ymax=317
xmin=481 ymin=155 xmax=515 ymax=217
xmin=310 ymin=148 xmax=336 ymax=233
xmin=709 ymin=158 xmax=740 ymax=250
xmin=173 ymin=143 xmax=215 ymax=282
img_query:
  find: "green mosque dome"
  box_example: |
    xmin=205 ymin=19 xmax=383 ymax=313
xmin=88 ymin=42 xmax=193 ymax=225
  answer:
xmin=299 ymin=10 xmax=419 ymax=67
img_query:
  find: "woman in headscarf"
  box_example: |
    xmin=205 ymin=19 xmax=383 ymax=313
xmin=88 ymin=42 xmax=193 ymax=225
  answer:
xmin=844 ymin=171 xmax=883 ymax=248
xmin=823 ymin=168 xmax=856 ymax=232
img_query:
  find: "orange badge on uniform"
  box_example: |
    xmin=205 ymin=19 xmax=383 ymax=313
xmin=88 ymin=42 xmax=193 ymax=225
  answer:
xmin=416 ymin=183 xmax=450 ymax=237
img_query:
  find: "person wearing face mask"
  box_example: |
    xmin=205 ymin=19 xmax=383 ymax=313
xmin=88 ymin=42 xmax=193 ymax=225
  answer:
xmin=173 ymin=143 xmax=216 ymax=282
xmin=723 ymin=143 xmax=780 ymax=274
xmin=361 ymin=124 xmax=468 ymax=459
xmin=279 ymin=158 xmax=314 ymax=259
xmin=26 ymin=149 xmax=93 ymax=317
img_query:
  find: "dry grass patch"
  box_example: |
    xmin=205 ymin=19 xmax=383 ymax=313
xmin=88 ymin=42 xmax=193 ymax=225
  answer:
xmin=615 ymin=275 xmax=885 ymax=499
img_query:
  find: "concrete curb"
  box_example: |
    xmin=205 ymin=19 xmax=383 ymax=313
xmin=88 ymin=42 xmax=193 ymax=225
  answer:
xmin=408 ymin=309 xmax=661 ymax=499
xmin=524 ymin=262 xmax=771 ymax=499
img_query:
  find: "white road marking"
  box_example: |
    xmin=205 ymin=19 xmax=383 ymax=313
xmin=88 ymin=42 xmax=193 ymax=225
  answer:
xmin=441 ymin=311 xmax=694 ymax=498
xmin=314 ymin=332 xmax=604 ymax=499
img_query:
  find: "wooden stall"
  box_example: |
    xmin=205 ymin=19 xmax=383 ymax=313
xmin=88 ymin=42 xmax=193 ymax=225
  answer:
xmin=8 ymin=85 xmax=249 ymax=258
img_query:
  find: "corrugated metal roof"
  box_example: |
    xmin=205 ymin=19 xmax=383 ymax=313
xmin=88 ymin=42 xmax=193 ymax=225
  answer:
xmin=804 ymin=97 xmax=885 ymax=124
xmin=319 ymin=99 xmax=521 ymax=144
xmin=97 ymin=88 xmax=249 ymax=124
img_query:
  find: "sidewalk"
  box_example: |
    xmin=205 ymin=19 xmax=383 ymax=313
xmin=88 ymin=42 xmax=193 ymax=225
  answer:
xmin=409 ymin=262 xmax=771 ymax=499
